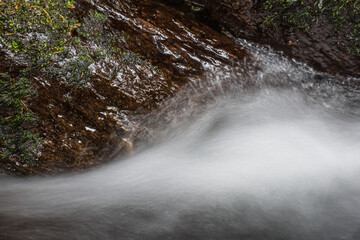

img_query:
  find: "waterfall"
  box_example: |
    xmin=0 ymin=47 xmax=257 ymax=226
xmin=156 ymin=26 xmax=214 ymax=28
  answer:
xmin=1 ymin=40 xmax=360 ymax=240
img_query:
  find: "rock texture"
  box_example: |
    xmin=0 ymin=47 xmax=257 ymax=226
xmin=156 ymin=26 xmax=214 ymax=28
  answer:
xmin=0 ymin=0 xmax=250 ymax=175
xmin=160 ymin=0 xmax=360 ymax=78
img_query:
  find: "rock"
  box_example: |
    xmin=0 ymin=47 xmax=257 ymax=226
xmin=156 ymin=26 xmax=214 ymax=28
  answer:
xmin=0 ymin=0 xmax=250 ymax=175
xmin=187 ymin=0 xmax=360 ymax=78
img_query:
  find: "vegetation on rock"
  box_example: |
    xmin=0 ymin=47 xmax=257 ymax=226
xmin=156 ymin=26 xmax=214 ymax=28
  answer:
xmin=0 ymin=73 xmax=40 ymax=167
xmin=263 ymin=0 xmax=360 ymax=55
xmin=0 ymin=0 xmax=137 ymax=170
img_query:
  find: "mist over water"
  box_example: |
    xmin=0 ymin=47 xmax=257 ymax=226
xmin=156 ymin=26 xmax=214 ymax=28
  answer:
xmin=1 ymin=41 xmax=360 ymax=239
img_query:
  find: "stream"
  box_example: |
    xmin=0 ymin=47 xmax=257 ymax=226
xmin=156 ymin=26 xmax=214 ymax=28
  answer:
xmin=1 ymin=33 xmax=360 ymax=239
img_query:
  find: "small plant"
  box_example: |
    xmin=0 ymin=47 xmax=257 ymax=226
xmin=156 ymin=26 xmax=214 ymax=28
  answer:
xmin=0 ymin=0 xmax=79 ymax=67
xmin=262 ymin=0 xmax=360 ymax=56
xmin=0 ymin=73 xmax=41 ymax=166
xmin=63 ymin=51 xmax=94 ymax=86
xmin=322 ymin=0 xmax=360 ymax=55
xmin=0 ymin=1 xmax=119 ymax=87
xmin=0 ymin=0 xmax=159 ymax=170
xmin=263 ymin=0 xmax=319 ymax=31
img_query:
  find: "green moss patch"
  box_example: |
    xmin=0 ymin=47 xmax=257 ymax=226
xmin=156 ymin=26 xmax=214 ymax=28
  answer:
xmin=0 ymin=73 xmax=40 ymax=167
xmin=0 ymin=0 xmax=160 ymax=173
xmin=0 ymin=0 xmax=147 ymax=171
xmin=0 ymin=0 xmax=128 ymax=86
xmin=263 ymin=0 xmax=360 ymax=55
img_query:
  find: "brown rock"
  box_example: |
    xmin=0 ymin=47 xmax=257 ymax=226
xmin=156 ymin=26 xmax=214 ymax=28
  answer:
xmin=197 ymin=0 xmax=360 ymax=78
xmin=0 ymin=0 xmax=251 ymax=175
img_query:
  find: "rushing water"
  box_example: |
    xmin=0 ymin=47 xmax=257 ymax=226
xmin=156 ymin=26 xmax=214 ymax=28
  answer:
xmin=1 ymin=40 xmax=360 ymax=240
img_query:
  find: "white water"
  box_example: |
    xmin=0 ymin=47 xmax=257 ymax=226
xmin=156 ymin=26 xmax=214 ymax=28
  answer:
xmin=1 ymin=42 xmax=360 ymax=240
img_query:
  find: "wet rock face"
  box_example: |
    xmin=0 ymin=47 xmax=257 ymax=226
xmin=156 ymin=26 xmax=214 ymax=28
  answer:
xmin=0 ymin=0 xmax=250 ymax=175
xmin=98 ymin=0 xmax=248 ymax=81
xmin=188 ymin=0 xmax=360 ymax=78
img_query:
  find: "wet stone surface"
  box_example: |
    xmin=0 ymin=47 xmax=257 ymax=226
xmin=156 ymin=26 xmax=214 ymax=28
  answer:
xmin=162 ymin=0 xmax=360 ymax=79
xmin=0 ymin=0 xmax=251 ymax=175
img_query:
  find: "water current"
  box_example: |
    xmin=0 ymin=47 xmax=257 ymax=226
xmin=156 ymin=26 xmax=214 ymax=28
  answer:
xmin=1 ymin=40 xmax=360 ymax=240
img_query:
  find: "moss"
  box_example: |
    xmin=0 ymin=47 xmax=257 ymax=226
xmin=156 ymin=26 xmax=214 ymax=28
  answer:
xmin=0 ymin=1 xmax=123 ymax=168
xmin=0 ymin=1 xmax=126 ymax=87
xmin=0 ymin=0 xmax=79 ymax=67
xmin=324 ymin=0 xmax=360 ymax=55
xmin=262 ymin=0 xmax=360 ymax=56
xmin=263 ymin=0 xmax=317 ymax=31
xmin=0 ymin=73 xmax=41 ymax=167
xmin=0 ymin=1 xmax=158 ymax=170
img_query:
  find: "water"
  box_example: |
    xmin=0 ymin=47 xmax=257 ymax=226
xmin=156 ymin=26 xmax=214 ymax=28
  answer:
xmin=1 ymin=41 xmax=360 ymax=240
